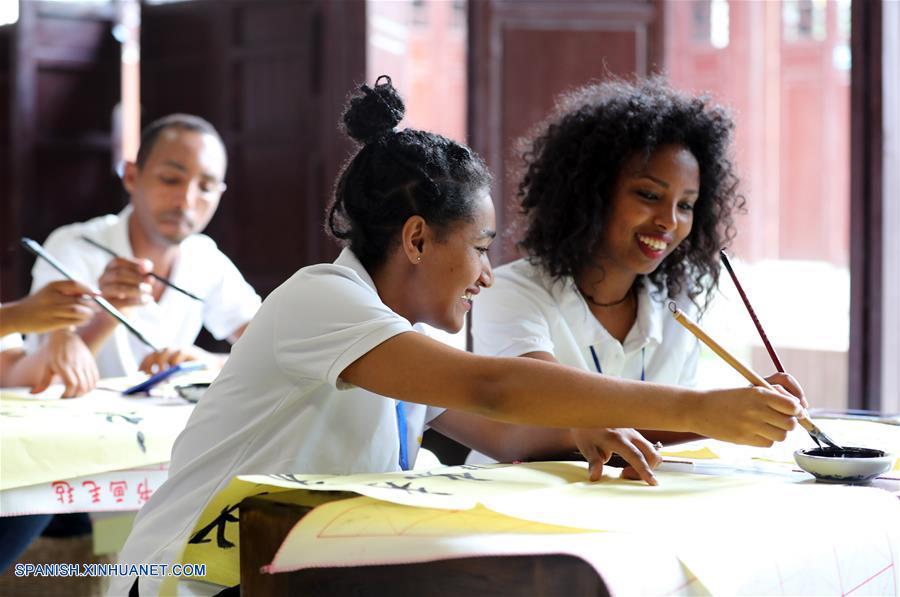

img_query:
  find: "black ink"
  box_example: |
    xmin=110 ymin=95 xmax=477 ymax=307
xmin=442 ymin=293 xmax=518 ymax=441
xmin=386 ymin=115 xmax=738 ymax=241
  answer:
xmin=103 ymin=413 xmax=143 ymax=425
xmin=188 ymin=504 xmax=240 ymax=549
xmin=803 ymin=447 xmax=885 ymax=459
xmin=402 ymin=471 xmax=490 ymax=482
xmin=366 ymin=481 xmax=453 ymax=496
xmin=266 ymin=473 xmax=326 ymax=485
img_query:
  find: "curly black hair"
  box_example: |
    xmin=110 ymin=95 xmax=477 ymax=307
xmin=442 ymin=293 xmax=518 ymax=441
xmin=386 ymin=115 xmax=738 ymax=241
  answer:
xmin=327 ymin=76 xmax=491 ymax=272
xmin=516 ymin=76 xmax=743 ymax=309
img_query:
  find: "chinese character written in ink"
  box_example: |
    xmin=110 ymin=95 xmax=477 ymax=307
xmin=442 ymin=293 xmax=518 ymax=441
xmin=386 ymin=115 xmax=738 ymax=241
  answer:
xmin=82 ymin=480 xmax=102 ymax=504
xmin=137 ymin=478 xmax=153 ymax=503
xmin=266 ymin=474 xmax=326 ymax=486
xmin=103 ymin=413 xmax=143 ymax=425
xmin=188 ymin=504 xmax=240 ymax=549
xmin=109 ymin=481 xmax=128 ymax=503
xmin=52 ymin=481 xmax=74 ymax=504
xmin=402 ymin=470 xmax=489 ymax=482
xmin=366 ymin=481 xmax=453 ymax=496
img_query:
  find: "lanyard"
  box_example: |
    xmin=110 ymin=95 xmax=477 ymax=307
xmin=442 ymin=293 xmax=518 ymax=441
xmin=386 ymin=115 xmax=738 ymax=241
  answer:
xmin=589 ymin=345 xmax=645 ymax=381
xmin=395 ymin=400 xmax=410 ymax=471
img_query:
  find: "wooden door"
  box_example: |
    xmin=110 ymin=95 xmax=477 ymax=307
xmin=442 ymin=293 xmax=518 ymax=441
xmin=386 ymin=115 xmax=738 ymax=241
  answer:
xmin=3 ymin=1 xmax=121 ymax=300
xmin=468 ymin=0 xmax=663 ymax=264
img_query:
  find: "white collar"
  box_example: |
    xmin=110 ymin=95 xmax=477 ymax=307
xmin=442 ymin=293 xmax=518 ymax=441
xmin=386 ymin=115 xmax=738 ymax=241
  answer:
xmin=554 ymin=273 xmax=665 ymax=350
xmin=104 ymin=205 xmax=135 ymax=258
xmin=334 ymin=248 xmax=379 ymax=293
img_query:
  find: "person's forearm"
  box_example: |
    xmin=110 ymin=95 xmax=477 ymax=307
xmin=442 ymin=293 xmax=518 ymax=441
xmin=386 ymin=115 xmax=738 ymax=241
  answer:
xmin=345 ymin=334 xmax=701 ymax=433
xmin=637 ymin=430 xmax=702 ymax=445
xmin=73 ymin=312 xmax=120 ymax=354
xmin=0 ymin=349 xmax=44 ymax=387
xmin=430 ymin=411 xmax=575 ymax=463
xmin=471 ymin=355 xmax=699 ymax=432
xmin=0 ymin=302 xmax=25 ymax=336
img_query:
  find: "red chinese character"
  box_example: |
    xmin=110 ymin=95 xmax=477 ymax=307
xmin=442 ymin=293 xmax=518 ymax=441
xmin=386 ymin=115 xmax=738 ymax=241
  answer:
xmin=52 ymin=481 xmax=74 ymax=504
xmin=137 ymin=478 xmax=153 ymax=503
xmin=109 ymin=480 xmax=128 ymax=503
xmin=82 ymin=480 xmax=102 ymax=504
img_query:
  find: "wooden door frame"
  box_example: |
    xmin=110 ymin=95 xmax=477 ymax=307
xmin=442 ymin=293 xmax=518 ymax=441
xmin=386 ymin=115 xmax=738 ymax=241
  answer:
xmin=849 ymin=0 xmax=893 ymax=411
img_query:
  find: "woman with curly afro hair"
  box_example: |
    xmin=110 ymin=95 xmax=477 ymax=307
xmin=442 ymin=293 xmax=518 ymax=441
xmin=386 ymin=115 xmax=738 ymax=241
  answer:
xmin=471 ymin=76 xmax=805 ymax=468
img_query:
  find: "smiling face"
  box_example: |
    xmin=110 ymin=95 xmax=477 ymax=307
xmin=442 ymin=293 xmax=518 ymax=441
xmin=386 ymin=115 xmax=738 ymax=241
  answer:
xmin=415 ymin=189 xmax=496 ymax=333
xmin=124 ymin=127 xmax=227 ymax=247
xmin=596 ymin=144 xmax=700 ymax=276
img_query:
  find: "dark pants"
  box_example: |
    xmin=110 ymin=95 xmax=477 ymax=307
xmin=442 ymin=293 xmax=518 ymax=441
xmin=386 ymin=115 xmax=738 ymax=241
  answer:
xmin=0 ymin=513 xmax=93 ymax=573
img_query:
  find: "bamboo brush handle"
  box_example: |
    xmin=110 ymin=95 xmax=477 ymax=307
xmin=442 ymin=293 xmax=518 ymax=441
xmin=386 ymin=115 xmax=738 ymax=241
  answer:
xmin=669 ymin=304 xmax=816 ymax=433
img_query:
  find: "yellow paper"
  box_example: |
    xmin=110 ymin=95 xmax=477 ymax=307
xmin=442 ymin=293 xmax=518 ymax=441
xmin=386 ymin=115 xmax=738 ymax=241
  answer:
xmin=661 ymin=446 xmax=721 ymax=460
xmin=176 ymin=462 xmax=588 ymax=587
xmin=177 ymin=476 xmax=351 ymax=588
xmin=0 ymin=390 xmax=193 ymax=490
xmin=289 ymin=496 xmax=585 ymax=539
xmin=240 ymin=461 xmax=591 ymax=510
xmin=264 ymin=467 xmax=900 ymax=596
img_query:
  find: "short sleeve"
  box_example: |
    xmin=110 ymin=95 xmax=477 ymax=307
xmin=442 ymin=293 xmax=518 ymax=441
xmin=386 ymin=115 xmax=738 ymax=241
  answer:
xmin=272 ymin=266 xmax=414 ymax=388
xmin=424 ymin=405 xmax=446 ymax=424
xmin=471 ymin=268 xmax=555 ymax=358
xmin=202 ymin=252 xmax=262 ymax=340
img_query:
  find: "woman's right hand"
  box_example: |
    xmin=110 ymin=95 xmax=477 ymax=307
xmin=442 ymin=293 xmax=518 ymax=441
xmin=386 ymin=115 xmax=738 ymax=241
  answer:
xmin=98 ymin=257 xmax=154 ymax=310
xmin=692 ymin=386 xmax=802 ymax=447
xmin=0 ymin=280 xmax=97 ymax=335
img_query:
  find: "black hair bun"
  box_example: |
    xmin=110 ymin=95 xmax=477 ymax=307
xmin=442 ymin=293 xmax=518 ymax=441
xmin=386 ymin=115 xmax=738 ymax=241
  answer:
xmin=343 ymin=75 xmax=405 ymax=144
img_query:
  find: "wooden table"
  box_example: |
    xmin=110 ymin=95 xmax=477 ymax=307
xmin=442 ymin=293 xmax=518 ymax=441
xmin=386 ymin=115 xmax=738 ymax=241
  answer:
xmin=239 ymin=492 xmax=610 ymax=597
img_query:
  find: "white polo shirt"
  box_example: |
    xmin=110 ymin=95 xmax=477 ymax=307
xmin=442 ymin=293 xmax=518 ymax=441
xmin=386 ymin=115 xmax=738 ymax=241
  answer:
xmin=111 ymin=249 xmax=444 ymax=597
xmin=28 ymin=207 xmax=261 ymax=377
xmin=0 ymin=333 xmax=24 ymax=352
xmin=472 ymin=258 xmax=700 ymax=385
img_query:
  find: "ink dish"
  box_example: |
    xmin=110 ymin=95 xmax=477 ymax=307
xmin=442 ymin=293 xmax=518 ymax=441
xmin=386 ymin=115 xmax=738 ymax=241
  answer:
xmin=794 ymin=447 xmax=894 ymax=484
xmin=175 ymin=383 xmax=210 ymax=403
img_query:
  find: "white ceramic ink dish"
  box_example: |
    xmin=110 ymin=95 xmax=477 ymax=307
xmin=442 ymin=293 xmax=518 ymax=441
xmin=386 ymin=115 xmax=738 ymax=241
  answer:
xmin=793 ymin=447 xmax=895 ymax=484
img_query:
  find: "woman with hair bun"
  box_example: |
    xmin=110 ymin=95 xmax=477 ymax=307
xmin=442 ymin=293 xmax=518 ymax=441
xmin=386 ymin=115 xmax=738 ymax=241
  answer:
xmin=113 ymin=76 xmax=801 ymax=596
xmin=471 ymin=76 xmax=806 ymax=470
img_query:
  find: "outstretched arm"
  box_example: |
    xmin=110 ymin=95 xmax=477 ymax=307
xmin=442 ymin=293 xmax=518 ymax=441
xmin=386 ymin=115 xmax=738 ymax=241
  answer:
xmin=340 ymin=332 xmax=801 ymax=445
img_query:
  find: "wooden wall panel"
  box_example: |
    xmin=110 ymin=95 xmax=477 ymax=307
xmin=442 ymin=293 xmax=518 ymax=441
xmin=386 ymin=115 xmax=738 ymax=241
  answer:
xmin=142 ymin=0 xmax=365 ymax=302
xmin=3 ymin=1 xmax=120 ymax=302
xmin=849 ymin=0 xmax=884 ymax=411
xmin=0 ymin=26 xmax=12 ymax=299
xmin=468 ymin=0 xmax=663 ymax=264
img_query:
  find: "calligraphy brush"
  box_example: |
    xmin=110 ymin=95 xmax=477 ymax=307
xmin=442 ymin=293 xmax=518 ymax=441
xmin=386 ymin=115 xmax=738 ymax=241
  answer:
xmin=21 ymin=238 xmax=160 ymax=352
xmin=717 ymin=250 xmax=843 ymax=449
xmin=80 ymin=235 xmax=203 ymax=302
xmin=668 ymin=301 xmax=840 ymax=449
xmin=719 ymin=250 xmax=784 ymax=372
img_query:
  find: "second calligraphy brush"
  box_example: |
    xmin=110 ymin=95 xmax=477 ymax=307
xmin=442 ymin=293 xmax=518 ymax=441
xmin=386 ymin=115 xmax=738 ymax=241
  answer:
xmin=80 ymin=235 xmax=203 ymax=302
xmin=22 ymin=238 xmax=160 ymax=352
xmin=719 ymin=250 xmax=785 ymax=373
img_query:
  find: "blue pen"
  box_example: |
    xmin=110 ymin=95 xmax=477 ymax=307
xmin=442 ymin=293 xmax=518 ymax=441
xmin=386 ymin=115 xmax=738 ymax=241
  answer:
xmin=123 ymin=361 xmax=207 ymax=395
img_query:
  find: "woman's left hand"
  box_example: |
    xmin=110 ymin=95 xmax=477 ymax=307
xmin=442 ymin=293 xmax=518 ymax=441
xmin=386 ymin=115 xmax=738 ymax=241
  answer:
xmin=31 ymin=330 xmax=99 ymax=398
xmin=571 ymin=427 xmax=662 ymax=485
xmin=138 ymin=345 xmax=209 ymax=374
